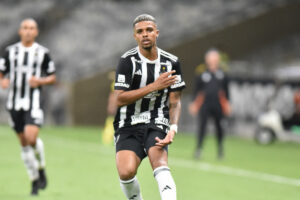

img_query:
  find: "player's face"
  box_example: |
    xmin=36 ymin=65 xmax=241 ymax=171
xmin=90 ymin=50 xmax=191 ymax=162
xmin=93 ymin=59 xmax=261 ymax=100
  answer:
xmin=19 ymin=20 xmax=38 ymax=45
xmin=134 ymin=21 xmax=159 ymax=50
xmin=205 ymin=51 xmax=220 ymax=72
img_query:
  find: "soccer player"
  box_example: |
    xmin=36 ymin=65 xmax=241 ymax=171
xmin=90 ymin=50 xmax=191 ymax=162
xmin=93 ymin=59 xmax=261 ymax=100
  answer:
xmin=113 ymin=14 xmax=185 ymax=200
xmin=189 ymin=49 xmax=230 ymax=160
xmin=0 ymin=18 xmax=56 ymax=195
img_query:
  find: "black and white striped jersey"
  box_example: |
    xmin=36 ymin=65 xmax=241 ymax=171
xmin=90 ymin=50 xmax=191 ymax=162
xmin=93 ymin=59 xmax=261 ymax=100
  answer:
xmin=0 ymin=42 xmax=56 ymax=111
xmin=113 ymin=47 xmax=186 ymax=131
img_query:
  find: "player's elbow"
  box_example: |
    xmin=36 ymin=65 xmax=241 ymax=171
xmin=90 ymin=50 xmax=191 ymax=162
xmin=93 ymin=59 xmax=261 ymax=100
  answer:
xmin=48 ymin=75 xmax=56 ymax=85
xmin=116 ymin=100 xmax=124 ymax=107
xmin=115 ymin=91 xmax=128 ymax=107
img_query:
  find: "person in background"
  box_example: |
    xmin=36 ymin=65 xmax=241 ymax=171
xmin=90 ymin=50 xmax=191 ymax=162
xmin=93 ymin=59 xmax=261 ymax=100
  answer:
xmin=0 ymin=18 xmax=56 ymax=195
xmin=189 ymin=48 xmax=230 ymax=160
xmin=102 ymin=70 xmax=117 ymax=145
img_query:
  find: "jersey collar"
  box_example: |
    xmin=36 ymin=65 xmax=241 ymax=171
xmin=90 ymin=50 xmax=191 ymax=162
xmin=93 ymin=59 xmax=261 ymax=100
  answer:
xmin=137 ymin=46 xmax=161 ymax=64
xmin=18 ymin=42 xmax=38 ymax=50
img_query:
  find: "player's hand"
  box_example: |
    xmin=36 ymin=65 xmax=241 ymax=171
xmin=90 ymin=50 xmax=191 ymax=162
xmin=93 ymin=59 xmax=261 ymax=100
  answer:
xmin=155 ymin=130 xmax=176 ymax=147
xmin=29 ymin=76 xmax=41 ymax=88
xmin=0 ymin=78 xmax=10 ymax=89
xmin=151 ymin=70 xmax=177 ymax=91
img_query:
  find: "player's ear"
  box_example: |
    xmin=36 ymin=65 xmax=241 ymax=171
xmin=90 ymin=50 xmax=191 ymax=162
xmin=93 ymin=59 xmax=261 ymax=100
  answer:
xmin=156 ymin=29 xmax=159 ymax=38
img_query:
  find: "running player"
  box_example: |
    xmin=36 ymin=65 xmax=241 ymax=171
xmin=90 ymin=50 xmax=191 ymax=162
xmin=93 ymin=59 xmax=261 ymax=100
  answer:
xmin=113 ymin=14 xmax=185 ymax=200
xmin=0 ymin=18 xmax=56 ymax=195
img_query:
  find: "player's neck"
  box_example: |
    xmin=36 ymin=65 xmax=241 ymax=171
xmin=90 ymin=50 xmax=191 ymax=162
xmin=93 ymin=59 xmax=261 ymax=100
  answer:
xmin=139 ymin=46 xmax=158 ymax=61
xmin=21 ymin=40 xmax=35 ymax=48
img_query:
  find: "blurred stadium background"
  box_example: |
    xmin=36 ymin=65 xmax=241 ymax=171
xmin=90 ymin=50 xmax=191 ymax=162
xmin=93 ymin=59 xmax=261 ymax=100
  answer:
xmin=1 ymin=0 xmax=300 ymax=199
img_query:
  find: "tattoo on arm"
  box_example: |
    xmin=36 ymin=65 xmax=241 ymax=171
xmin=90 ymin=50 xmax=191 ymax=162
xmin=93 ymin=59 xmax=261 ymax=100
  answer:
xmin=169 ymin=91 xmax=182 ymax=125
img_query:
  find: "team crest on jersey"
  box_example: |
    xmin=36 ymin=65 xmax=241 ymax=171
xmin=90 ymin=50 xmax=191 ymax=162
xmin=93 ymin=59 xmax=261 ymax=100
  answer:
xmin=160 ymin=65 xmax=168 ymax=74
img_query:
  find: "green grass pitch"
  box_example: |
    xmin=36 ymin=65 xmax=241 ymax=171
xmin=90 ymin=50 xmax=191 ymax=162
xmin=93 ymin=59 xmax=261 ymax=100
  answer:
xmin=0 ymin=125 xmax=300 ymax=200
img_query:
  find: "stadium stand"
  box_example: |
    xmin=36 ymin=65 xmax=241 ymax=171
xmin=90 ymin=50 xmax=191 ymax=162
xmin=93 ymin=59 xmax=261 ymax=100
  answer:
xmin=0 ymin=0 xmax=298 ymax=127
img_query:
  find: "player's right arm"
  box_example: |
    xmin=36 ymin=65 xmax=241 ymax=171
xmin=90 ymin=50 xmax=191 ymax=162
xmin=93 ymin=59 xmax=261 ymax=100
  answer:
xmin=114 ymin=57 xmax=177 ymax=107
xmin=116 ymin=71 xmax=177 ymax=107
xmin=0 ymin=50 xmax=10 ymax=89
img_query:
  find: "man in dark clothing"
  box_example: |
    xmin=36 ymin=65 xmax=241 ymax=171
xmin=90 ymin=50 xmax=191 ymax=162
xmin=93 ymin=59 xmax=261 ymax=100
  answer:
xmin=189 ymin=49 xmax=230 ymax=160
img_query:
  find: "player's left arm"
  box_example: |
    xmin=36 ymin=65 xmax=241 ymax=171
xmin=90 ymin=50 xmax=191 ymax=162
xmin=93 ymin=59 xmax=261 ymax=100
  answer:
xmin=155 ymin=58 xmax=185 ymax=147
xmin=30 ymin=52 xmax=56 ymax=88
xmin=155 ymin=91 xmax=182 ymax=147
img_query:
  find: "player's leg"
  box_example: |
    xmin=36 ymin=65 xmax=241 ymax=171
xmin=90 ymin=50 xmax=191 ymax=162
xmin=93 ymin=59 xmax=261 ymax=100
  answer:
xmin=10 ymin=110 xmax=40 ymax=195
xmin=24 ymin=125 xmax=39 ymax=146
xmin=116 ymin=150 xmax=143 ymax=200
xmin=25 ymin=110 xmax=48 ymax=189
xmin=213 ymin=112 xmax=224 ymax=159
xmin=23 ymin=125 xmax=43 ymax=195
xmin=146 ymin=129 xmax=176 ymax=200
xmin=115 ymin=128 xmax=145 ymax=200
xmin=195 ymin=107 xmax=209 ymax=159
xmin=17 ymin=130 xmax=39 ymax=180
xmin=24 ymin=124 xmax=48 ymax=189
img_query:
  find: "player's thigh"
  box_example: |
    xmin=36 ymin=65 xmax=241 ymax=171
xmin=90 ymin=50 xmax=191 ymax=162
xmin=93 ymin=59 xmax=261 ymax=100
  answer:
xmin=24 ymin=110 xmax=42 ymax=145
xmin=146 ymin=129 xmax=168 ymax=170
xmin=24 ymin=125 xmax=40 ymax=146
xmin=115 ymin=127 xmax=146 ymax=180
xmin=116 ymin=150 xmax=141 ymax=180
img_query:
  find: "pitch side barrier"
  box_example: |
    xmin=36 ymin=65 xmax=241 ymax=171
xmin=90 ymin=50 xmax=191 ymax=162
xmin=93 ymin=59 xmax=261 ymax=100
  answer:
xmin=228 ymin=76 xmax=300 ymax=121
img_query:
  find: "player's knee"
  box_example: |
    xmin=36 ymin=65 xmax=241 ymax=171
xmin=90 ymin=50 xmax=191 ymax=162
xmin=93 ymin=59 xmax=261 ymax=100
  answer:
xmin=17 ymin=134 xmax=28 ymax=146
xmin=118 ymin=167 xmax=137 ymax=180
xmin=26 ymin=135 xmax=36 ymax=146
xmin=20 ymin=139 xmax=27 ymax=146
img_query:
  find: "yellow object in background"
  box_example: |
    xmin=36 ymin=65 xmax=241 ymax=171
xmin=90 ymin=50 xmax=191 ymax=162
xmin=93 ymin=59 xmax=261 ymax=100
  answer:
xmin=102 ymin=116 xmax=115 ymax=145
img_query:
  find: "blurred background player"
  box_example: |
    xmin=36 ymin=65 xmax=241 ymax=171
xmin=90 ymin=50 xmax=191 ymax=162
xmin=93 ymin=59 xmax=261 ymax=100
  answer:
xmin=113 ymin=14 xmax=185 ymax=200
xmin=0 ymin=18 xmax=56 ymax=195
xmin=189 ymin=48 xmax=230 ymax=160
xmin=102 ymin=70 xmax=117 ymax=144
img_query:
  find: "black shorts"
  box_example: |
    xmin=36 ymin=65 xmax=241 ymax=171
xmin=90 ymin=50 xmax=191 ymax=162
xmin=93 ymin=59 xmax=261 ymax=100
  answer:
xmin=115 ymin=123 xmax=168 ymax=160
xmin=9 ymin=109 xmax=43 ymax=133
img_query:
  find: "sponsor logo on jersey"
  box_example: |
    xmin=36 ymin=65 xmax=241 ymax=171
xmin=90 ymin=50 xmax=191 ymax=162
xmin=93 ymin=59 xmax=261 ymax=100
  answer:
xmin=117 ymin=74 xmax=126 ymax=83
xmin=170 ymin=81 xmax=185 ymax=89
xmin=155 ymin=118 xmax=169 ymax=126
xmin=115 ymin=82 xmax=130 ymax=88
xmin=131 ymin=112 xmax=151 ymax=125
xmin=157 ymin=125 xmax=164 ymax=130
xmin=175 ymin=75 xmax=182 ymax=83
xmin=134 ymin=69 xmax=142 ymax=76
xmin=144 ymin=91 xmax=161 ymax=99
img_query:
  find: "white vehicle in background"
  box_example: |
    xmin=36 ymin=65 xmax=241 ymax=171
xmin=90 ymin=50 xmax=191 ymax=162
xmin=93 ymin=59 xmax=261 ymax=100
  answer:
xmin=256 ymin=109 xmax=300 ymax=144
xmin=255 ymin=66 xmax=300 ymax=144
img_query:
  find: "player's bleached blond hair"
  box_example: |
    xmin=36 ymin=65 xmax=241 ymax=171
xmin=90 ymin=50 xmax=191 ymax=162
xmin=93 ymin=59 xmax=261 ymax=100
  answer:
xmin=133 ymin=14 xmax=157 ymax=27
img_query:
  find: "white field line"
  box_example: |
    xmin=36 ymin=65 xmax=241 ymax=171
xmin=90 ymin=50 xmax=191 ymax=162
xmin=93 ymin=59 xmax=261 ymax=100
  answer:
xmin=5 ymin=131 xmax=298 ymax=188
xmin=170 ymin=158 xmax=300 ymax=187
